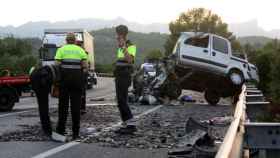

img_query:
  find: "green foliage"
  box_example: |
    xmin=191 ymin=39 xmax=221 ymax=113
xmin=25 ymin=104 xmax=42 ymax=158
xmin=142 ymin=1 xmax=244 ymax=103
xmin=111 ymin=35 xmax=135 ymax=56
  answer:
xmin=238 ymin=36 xmax=273 ymax=49
xmin=252 ymin=39 xmax=280 ymax=104
xmin=270 ymin=57 xmax=280 ymax=103
xmin=255 ymin=52 xmax=273 ymax=93
xmin=95 ymin=64 xmax=113 ymax=73
xmin=165 ymin=8 xmax=240 ymax=55
xmin=145 ymin=49 xmax=164 ymax=61
xmin=91 ymin=28 xmax=167 ymax=65
xmin=0 ymin=37 xmax=32 ymax=57
xmin=0 ymin=37 xmax=38 ymax=75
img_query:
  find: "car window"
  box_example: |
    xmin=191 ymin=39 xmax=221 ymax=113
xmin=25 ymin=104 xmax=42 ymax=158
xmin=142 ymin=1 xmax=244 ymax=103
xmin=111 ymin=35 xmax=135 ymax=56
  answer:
xmin=213 ymin=37 xmax=228 ymax=54
xmin=184 ymin=35 xmax=209 ymax=48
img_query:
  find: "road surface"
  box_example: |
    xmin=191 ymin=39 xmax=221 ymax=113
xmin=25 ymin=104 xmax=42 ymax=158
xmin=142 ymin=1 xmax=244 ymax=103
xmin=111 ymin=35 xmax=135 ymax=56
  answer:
xmin=0 ymin=77 xmax=232 ymax=158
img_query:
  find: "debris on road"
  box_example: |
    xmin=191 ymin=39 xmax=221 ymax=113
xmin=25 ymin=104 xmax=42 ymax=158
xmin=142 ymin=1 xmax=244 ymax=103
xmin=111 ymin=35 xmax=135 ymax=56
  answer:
xmin=201 ymin=116 xmax=233 ymax=126
xmin=84 ymin=104 xmax=231 ymax=155
xmin=180 ymin=95 xmax=196 ymax=103
xmin=0 ymin=105 xmax=151 ymax=142
xmin=0 ymin=93 xmax=231 ymax=158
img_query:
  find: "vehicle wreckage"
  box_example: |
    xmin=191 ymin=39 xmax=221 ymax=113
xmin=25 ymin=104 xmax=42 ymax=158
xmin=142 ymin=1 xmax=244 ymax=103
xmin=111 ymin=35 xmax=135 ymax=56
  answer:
xmin=133 ymin=32 xmax=259 ymax=105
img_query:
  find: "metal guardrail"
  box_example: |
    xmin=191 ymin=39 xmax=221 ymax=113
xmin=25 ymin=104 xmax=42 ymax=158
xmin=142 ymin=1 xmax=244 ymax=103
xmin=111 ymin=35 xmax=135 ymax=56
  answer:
xmin=215 ymin=85 xmax=247 ymax=158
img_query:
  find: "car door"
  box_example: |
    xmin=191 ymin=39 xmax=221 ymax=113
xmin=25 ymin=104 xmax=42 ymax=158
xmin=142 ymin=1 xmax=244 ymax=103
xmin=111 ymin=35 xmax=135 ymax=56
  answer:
xmin=210 ymin=36 xmax=230 ymax=74
xmin=179 ymin=34 xmax=212 ymax=70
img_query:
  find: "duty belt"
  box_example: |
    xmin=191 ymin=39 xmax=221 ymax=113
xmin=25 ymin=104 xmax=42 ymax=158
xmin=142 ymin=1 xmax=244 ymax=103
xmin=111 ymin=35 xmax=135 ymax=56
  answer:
xmin=115 ymin=60 xmax=133 ymax=67
xmin=61 ymin=59 xmax=82 ymax=69
xmin=61 ymin=65 xmax=82 ymax=69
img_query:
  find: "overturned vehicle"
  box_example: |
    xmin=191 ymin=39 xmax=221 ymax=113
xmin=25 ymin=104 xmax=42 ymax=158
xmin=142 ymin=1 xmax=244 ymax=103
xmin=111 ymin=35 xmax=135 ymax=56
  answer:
xmin=133 ymin=32 xmax=259 ymax=105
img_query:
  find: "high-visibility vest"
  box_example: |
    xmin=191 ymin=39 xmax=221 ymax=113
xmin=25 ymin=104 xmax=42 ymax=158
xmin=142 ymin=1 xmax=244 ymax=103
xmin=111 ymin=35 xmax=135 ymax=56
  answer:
xmin=55 ymin=44 xmax=87 ymax=61
xmin=117 ymin=45 xmax=136 ymax=62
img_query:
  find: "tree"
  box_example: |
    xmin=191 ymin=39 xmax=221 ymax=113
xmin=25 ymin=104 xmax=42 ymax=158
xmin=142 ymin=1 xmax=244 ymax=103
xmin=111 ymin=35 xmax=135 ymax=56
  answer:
xmin=0 ymin=37 xmax=38 ymax=75
xmin=165 ymin=8 xmax=241 ymax=55
xmin=145 ymin=49 xmax=164 ymax=61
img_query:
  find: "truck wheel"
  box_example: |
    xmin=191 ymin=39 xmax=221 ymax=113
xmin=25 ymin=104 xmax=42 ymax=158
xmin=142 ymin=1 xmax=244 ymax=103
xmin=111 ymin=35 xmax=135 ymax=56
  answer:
xmin=228 ymin=70 xmax=244 ymax=86
xmin=87 ymin=84 xmax=93 ymax=89
xmin=204 ymin=89 xmax=220 ymax=106
xmin=0 ymin=88 xmax=16 ymax=111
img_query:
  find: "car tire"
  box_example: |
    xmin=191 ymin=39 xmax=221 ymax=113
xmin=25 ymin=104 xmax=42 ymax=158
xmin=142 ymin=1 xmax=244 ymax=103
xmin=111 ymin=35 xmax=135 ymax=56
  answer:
xmin=204 ymin=89 xmax=220 ymax=106
xmin=228 ymin=70 xmax=245 ymax=86
xmin=0 ymin=87 xmax=16 ymax=111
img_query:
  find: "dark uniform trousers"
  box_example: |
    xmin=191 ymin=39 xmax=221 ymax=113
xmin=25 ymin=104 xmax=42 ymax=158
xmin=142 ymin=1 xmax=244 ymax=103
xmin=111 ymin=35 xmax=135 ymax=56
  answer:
xmin=30 ymin=66 xmax=53 ymax=135
xmin=56 ymin=67 xmax=84 ymax=136
xmin=114 ymin=66 xmax=133 ymax=122
xmin=81 ymin=72 xmax=88 ymax=111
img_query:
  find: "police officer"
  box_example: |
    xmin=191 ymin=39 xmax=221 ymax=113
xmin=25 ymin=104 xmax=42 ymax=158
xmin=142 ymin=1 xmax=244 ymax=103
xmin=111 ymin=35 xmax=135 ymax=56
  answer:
xmin=30 ymin=65 xmax=60 ymax=136
xmin=114 ymin=25 xmax=137 ymax=134
xmin=55 ymin=33 xmax=88 ymax=140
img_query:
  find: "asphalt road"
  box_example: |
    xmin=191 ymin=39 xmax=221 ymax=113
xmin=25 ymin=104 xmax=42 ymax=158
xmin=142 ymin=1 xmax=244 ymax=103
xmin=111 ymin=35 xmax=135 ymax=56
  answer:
xmin=0 ymin=77 xmax=232 ymax=158
xmin=0 ymin=77 xmax=170 ymax=158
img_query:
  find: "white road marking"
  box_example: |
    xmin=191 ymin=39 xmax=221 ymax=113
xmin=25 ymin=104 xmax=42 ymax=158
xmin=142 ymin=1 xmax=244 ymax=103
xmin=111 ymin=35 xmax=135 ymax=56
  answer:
xmin=31 ymin=105 xmax=163 ymax=158
xmin=31 ymin=142 xmax=80 ymax=158
xmin=86 ymin=103 xmax=117 ymax=106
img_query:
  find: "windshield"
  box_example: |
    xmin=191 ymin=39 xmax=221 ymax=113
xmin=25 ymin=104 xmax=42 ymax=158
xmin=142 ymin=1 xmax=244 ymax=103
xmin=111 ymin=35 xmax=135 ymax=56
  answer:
xmin=172 ymin=36 xmax=185 ymax=55
xmin=41 ymin=47 xmax=57 ymax=61
xmin=43 ymin=33 xmax=83 ymax=47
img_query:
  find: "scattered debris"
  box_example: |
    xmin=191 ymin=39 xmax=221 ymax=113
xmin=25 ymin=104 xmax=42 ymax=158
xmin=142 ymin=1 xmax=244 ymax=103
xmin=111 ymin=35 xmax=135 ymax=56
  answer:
xmin=0 ymin=105 xmax=151 ymax=142
xmin=84 ymin=104 xmax=230 ymax=155
xmin=180 ymin=95 xmax=196 ymax=103
xmin=133 ymin=60 xmax=182 ymax=105
xmin=52 ymin=132 xmax=66 ymax=142
xmin=201 ymin=116 xmax=233 ymax=126
xmin=176 ymin=129 xmax=207 ymax=147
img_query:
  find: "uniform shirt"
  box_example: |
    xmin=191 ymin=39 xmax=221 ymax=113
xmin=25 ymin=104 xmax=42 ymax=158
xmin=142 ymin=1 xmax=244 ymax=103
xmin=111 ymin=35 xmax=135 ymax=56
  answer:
xmin=117 ymin=44 xmax=136 ymax=62
xmin=55 ymin=44 xmax=88 ymax=60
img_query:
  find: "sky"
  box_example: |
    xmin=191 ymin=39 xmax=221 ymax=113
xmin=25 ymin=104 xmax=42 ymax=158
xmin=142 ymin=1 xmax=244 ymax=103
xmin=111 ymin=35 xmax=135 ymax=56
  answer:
xmin=0 ymin=0 xmax=279 ymax=31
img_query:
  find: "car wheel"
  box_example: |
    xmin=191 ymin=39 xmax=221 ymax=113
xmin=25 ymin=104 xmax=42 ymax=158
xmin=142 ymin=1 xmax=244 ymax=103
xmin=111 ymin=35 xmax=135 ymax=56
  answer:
xmin=204 ymin=89 xmax=220 ymax=106
xmin=228 ymin=70 xmax=244 ymax=86
xmin=0 ymin=88 xmax=16 ymax=111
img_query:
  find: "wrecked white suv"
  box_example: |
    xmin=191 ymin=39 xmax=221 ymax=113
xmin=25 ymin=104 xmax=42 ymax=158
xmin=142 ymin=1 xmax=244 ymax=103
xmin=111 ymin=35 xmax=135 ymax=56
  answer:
xmin=133 ymin=32 xmax=258 ymax=105
xmin=172 ymin=32 xmax=257 ymax=104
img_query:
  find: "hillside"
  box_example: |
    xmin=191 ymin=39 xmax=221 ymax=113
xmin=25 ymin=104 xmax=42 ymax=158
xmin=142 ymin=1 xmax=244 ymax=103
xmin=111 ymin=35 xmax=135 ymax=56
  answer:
xmin=0 ymin=18 xmax=169 ymax=37
xmin=238 ymin=36 xmax=273 ymax=48
xmin=20 ymin=28 xmax=275 ymax=66
xmin=1 ymin=18 xmax=280 ymax=38
xmin=91 ymin=28 xmax=168 ymax=65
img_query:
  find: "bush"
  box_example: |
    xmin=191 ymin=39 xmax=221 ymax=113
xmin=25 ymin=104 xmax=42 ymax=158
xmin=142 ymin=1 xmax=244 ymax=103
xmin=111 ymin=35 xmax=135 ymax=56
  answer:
xmin=255 ymin=52 xmax=273 ymax=93
xmin=95 ymin=64 xmax=113 ymax=73
xmin=144 ymin=49 xmax=164 ymax=61
xmin=0 ymin=37 xmax=38 ymax=75
xmin=269 ymin=53 xmax=280 ymax=103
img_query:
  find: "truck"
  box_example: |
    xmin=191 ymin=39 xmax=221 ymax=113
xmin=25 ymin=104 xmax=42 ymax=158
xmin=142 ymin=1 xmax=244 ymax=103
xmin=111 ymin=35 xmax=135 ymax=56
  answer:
xmin=133 ymin=32 xmax=259 ymax=105
xmin=39 ymin=29 xmax=97 ymax=88
xmin=0 ymin=70 xmax=30 ymax=111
